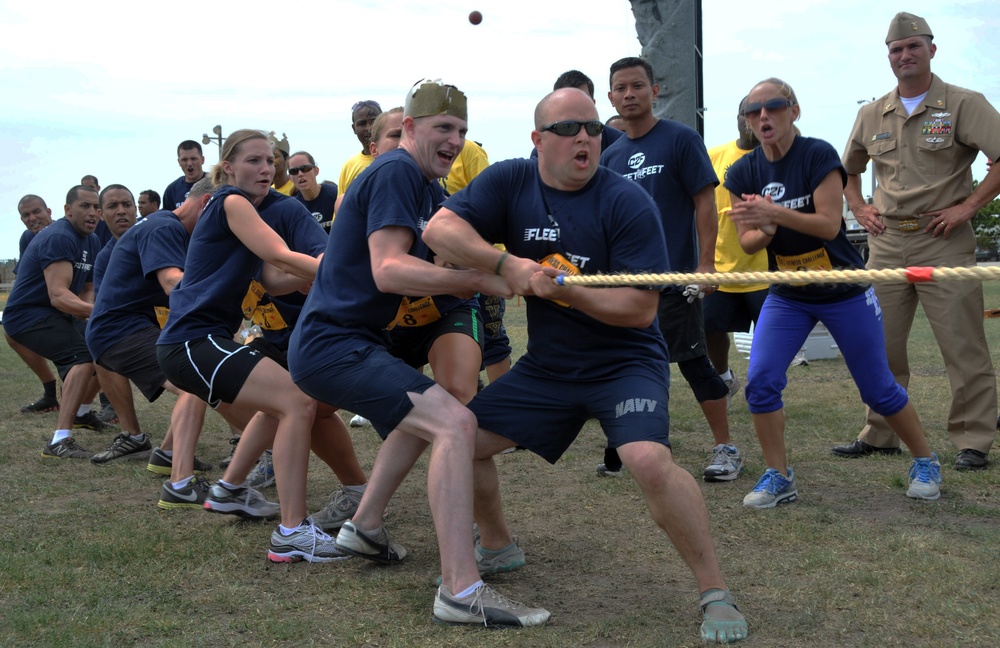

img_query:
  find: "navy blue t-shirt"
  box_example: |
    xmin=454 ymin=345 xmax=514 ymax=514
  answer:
xmin=163 ymin=174 xmax=206 ymax=210
xmin=93 ymin=237 xmax=117 ymax=294
xmin=725 ymin=136 xmax=866 ymax=303
xmin=158 ymin=185 xmax=265 ymax=344
xmin=600 ymin=119 xmax=718 ymax=274
xmin=289 ymin=148 xmax=470 ymax=381
xmin=442 ymin=158 xmax=670 ymax=381
xmin=3 ymin=218 xmax=100 ymax=335
xmin=252 ymin=193 xmax=329 ymax=350
xmin=293 ymin=183 xmax=338 ymax=233
xmin=87 ymin=210 xmax=189 ymax=360
xmin=15 ymin=228 xmax=37 ymax=274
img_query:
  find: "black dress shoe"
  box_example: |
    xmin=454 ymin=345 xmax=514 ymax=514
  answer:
xmin=954 ymin=448 xmax=989 ymax=471
xmin=831 ymin=439 xmax=902 ymax=458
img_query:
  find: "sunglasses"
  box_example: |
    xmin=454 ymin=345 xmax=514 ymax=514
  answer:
xmin=742 ymin=98 xmax=795 ymax=117
xmin=351 ymin=100 xmax=382 ymax=113
xmin=288 ymin=164 xmax=315 ymax=176
xmin=539 ymin=120 xmax=605 ymax=137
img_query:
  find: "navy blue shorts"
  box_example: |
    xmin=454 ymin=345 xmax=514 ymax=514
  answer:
xmin=468 ymin=359 xmax=671 ymax=464
xmin=97 ymin=326 xmax=166 ymax=402
xmin=156 ymin=336 xmax=267 ymax=408
xmin=702 ymin=288 xmax=768 ymax=333
xmin=295 ymin=343 xmax=436 ymax=439
xmin=11 ymin=314 xmax=92 ymax=380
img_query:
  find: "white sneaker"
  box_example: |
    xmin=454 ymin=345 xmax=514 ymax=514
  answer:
xmin=267 ymin=518 xmax=350 ymax=563
xmin=336 ymin=520 xmax=407 ymax=564
xmin=703 ymin=444 xmax=744 ymax=482
xmin=433 ymin=583 xmax=550 ymax=627
xmin=906 ymin=454 xmax=942 ymax=500
xmin=349 ymin=415 xmax=369 ymax=428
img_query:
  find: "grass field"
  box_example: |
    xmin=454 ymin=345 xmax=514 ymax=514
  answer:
xmin=1 ymin=282 xmax=999 ymax=647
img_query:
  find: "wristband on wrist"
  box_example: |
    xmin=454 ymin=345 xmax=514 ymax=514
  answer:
xmin=494 ymin=251 xmax=510 ymax=275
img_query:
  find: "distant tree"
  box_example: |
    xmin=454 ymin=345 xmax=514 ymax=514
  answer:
xmin=971 ymin=179 xmax=1000 ymax=251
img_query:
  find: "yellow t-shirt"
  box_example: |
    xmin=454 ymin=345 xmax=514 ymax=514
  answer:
xmin=444 ymin=140 xmax=489 ymax=195
xmin=272 ymin=178 xmax=295 ymax=196
xmin=337 ymin=151 xmax=375 ymax=197
xmin=707 ymin=139 xmax=768 ymax=292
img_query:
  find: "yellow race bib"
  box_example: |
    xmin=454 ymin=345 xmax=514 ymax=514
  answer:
xmin=241 ymin=279 xmax=289 ymax=331
xmin=154 ymin=306 xmax=170 ymax=329
xmin=540 ymin=253 xmax=580 ymax=307
xmin=386 ymin=296 xmax=442 ymax=330
xmin=774 ymin=248 xmax=832 ymax=286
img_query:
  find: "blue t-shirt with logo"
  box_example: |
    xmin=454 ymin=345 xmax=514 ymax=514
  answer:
xmin=293 ymin=182 xmax=338 ymax=233
xmin=442 ymin=158 xmax=670 ymax=381
xmin=163 ymin=174 xmax=205 ymax=210
xmin=3 ymin=218 xmax=100 ymax=335
xmin=725 ymin=136 xmax=865 ymax=303
xmin=600 ymin=119 xmax=718 ymax=275
xmin=289 ymin=148 xmax=471 ymax=381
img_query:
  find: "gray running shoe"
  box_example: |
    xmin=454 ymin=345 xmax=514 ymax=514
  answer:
xmin=476 ymin=541 xmax=526 ymax=576
xmin=724 ymin=373 xmax=741 ymax=409
xmin=219 ymin=436 xmax=239 ymax=469
xmin=158 ymin=476 xmax=210 ymax=510
xmin=336 ymin=520 xmax=407 ymax=564
xmin=146 ymin=447 xmax=212 ymax=476
xmin=348 ymin=414 xmax=369 ymax=428
xmin=41 ymin=437 xmax=92 ymax=460
xmin=247 ymin=450 xmax=275 ymax=489
xmin=311 ymin=487 xmax=361 ymax=532
xmin=203 ymin=482 xmax=279 ymax=519
xmin=702 ymin=444 xmax=744 ymax=482
xmin=596 ymin=463 xmax=624 ymax=477
xmin=91 ymin=433 xmax=152 ymax=464
xmin=433 ymin=583 xmax=551 ymax=628
xmin=267 ymin=518 xmax=350 ymax=563
xmin=97 ymin=402 xmax=119 ymax=424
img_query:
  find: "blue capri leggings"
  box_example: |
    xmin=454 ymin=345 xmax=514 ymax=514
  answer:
xmin=745 ymin=288 xmax=908 ymax=416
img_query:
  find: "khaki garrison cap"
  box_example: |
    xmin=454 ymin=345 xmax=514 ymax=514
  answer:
xmin=886 ymin=12 xmax=933 ymax=44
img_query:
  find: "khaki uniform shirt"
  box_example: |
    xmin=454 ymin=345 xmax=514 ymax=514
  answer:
xmin=842 ymin=74 xmax=1000 ymax=219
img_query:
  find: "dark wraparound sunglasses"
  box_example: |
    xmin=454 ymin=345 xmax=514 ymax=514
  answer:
xmin=539 ymin=120 xmax=605 ymax=137
xmin=742 ymin=98 xmax=795 ymax=117
xmin=288 ymin=165 xmax=315 ymax=176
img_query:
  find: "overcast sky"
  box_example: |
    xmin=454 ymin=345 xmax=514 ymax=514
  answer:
xmin=1 ymin=0 xmax=997 ymax=260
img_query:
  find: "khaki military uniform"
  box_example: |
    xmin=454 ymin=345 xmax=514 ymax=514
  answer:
xmin=842 ymin=74 xmax=1000 ymax=454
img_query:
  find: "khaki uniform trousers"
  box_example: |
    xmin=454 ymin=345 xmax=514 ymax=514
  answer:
xmin=859 ymin=218 xmax=997 ymax=454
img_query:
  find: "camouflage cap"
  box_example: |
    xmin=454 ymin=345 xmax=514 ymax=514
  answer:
xmin=404 ymin=79 xmax=467 ymax=122
xmin=886 ymin=12 xmax=933 ymax=44
xmin=267 ymin=131 xmax=290 ymax=156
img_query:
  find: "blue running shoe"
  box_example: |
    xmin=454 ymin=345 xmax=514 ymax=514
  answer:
xmin=906 ymin=453 xmax=942 ymax=500
xmin=743 ymin=467 xmax=798 ymax=509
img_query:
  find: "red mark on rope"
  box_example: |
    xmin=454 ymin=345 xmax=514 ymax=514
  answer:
xmin=905 ymin=267 xmax=935 ymax=283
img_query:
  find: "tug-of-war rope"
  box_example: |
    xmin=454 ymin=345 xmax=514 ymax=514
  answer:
xmin=554 ymin=265 xmax=1000 ymax=288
